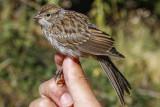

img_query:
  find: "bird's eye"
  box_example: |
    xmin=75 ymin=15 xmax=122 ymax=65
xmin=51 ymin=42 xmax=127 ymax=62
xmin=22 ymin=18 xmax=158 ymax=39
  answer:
xmin=46 ymin=14 xmax=51 ymax=17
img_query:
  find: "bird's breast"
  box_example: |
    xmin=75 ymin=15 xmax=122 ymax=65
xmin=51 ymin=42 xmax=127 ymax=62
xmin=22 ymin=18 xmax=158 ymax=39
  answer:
xmin=42 ymin=28 xmax=84 ymax=58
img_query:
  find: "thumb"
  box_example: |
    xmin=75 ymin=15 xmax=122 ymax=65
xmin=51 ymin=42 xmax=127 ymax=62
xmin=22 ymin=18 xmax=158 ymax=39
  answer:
xmin=62 ymin=57 xmax=101 ymax=107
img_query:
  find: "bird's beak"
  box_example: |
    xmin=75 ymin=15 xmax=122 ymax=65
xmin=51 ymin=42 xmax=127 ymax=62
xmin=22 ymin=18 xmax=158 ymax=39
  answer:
xmin=33 ymin=14 xmax=42 ymax=19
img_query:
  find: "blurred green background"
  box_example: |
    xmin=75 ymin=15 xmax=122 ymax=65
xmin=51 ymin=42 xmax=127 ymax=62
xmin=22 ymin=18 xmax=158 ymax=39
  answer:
xmin=0 ymin=0 xmax=160 ymax=106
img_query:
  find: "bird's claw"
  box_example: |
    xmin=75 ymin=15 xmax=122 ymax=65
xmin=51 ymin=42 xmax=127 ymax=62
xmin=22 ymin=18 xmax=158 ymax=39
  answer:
xmin=54 ymin=67 xmax=65 ymax=86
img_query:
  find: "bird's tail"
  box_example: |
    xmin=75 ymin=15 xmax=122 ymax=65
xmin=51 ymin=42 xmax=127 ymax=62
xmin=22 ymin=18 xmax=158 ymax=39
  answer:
xmin=96 ymin=56 xmax=131 ymax=105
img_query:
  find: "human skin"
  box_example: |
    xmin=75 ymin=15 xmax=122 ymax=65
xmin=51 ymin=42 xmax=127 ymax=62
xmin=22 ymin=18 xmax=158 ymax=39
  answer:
xmin=29 ymin=53 xmax=102 ymax=107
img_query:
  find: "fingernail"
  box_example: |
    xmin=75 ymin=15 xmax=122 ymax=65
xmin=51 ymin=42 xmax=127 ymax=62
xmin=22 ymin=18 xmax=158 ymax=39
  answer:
xmin=61 ymin=92 xmax=73 ymax=106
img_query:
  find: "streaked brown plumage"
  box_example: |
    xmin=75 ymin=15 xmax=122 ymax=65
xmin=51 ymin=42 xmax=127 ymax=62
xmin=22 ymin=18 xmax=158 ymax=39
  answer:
xmin=34 ymin=4 xmax=131 ymax=105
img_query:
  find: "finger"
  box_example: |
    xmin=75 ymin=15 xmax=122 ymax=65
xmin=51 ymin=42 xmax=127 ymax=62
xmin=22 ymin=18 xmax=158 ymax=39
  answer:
xmin=29 ymin=97 xmax=56 ymax=107
xmin=39 ymin=78 xmax=73 ymax=107
xmin=63 ymin=57 xmax=101 ymax=106
xmin=54 ymin=53 xmax=65 ymax=69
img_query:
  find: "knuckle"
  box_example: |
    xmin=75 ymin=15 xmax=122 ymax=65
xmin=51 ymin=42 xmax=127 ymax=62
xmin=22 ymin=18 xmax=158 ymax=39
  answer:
xmin=39 ymin=83 xmax=44 ymax=95
xmin=29 ymin=97 xmax=50 ymax=107
xmin=67 ymin=69 xmax=87 ymax=83
xmin=37 ymin=97 xmax=50 ymax=107
xmin=39 ymin=79 xmax=56 ymax=96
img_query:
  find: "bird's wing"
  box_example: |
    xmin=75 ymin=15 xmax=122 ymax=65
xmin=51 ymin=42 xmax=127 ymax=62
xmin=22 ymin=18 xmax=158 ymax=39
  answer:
xmin=51 ymin=11 xmax=121 ymax=57
xmin=78 ymin=25 xmax=116 ymax=56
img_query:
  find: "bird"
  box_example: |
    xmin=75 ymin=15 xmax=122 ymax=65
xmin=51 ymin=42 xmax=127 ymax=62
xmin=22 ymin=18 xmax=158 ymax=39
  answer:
xmin=33 ymin=4 xmax=131 ymax=105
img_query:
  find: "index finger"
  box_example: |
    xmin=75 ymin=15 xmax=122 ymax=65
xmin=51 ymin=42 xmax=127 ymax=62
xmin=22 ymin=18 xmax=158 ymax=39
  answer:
xmin=54 ymin=52 xmax=65 ymax=69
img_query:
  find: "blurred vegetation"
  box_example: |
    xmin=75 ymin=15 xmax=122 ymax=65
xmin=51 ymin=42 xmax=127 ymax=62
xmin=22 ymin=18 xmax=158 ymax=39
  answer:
xmin=0 ymin=0 xmax=160 ymax=107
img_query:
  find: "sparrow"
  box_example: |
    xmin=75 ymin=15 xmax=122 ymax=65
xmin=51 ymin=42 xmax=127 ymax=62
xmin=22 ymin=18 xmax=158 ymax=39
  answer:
xmin=34 ymin=4 xmax=131 ymax=105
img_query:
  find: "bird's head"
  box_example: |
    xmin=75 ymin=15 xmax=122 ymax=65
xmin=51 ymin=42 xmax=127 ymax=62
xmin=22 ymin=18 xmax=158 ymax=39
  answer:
xmin=34 ymin=4 xmax=64 ymax=27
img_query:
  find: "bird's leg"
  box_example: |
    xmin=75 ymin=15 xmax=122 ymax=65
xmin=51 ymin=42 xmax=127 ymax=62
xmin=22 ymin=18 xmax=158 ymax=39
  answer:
xmin=54 ymin=67 xmax=65 ymax=86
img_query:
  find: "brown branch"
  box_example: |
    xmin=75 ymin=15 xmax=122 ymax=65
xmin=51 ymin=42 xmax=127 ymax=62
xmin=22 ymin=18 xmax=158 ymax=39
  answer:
xmin=137 ymin=88 xmax=160 ymax=99
xmin=20 ymin=0 xmax=41 ymax=9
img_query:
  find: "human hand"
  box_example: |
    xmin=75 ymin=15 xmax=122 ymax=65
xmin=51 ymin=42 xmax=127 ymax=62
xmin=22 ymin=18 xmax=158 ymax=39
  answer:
xmin=29 ymin=53 xmax=102 ymax=107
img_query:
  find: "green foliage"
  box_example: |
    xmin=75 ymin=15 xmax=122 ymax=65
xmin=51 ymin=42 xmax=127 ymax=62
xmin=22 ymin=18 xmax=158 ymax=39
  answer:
xmin=0 ymin=0 xmax=160 ymax=107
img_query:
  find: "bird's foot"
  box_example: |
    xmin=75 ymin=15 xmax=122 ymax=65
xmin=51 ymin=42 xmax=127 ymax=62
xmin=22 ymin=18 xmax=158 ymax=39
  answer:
xmin=54 ymin=67 xmax=65 ymax=86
